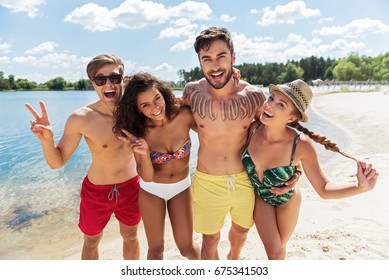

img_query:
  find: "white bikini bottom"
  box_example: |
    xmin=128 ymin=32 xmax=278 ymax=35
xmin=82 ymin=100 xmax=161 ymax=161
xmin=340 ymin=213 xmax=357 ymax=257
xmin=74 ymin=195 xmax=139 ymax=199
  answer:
xmin=140 ymin=175 xmax=191 ymax=201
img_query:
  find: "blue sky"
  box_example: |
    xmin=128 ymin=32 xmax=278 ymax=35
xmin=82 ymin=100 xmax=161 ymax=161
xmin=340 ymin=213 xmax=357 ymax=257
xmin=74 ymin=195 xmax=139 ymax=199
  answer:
xmin=1 ymin=0 xmax=389 ymax=84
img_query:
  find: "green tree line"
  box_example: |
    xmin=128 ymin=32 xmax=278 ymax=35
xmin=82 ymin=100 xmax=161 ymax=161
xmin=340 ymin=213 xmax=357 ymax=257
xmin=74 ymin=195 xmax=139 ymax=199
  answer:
xmin=0 ymin=73 xmax=91 ymax=91
xmin=1 ymin=52 xmax=388 ymax=91
xmin=177 ymin=52 xmax=389 ymax=86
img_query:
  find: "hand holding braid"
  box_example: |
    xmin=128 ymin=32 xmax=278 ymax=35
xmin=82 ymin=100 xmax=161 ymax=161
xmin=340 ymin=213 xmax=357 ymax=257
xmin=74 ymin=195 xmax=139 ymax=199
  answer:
xmin=290 ymin=122 xmax=358 ymax=162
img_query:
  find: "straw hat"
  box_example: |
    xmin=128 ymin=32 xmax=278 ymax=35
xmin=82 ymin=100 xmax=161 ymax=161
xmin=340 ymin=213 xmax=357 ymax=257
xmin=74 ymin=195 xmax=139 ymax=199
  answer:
xmin=268 ymin=79 xmax=313 ymax=122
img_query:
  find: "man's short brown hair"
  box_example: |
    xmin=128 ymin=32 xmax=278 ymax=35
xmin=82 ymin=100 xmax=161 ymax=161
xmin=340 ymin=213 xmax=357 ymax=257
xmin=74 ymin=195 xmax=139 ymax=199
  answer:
xmin=194 ymin=27 xmax=234 ymax=55
xmin=86 ymin=54 xmax=124 ymax=80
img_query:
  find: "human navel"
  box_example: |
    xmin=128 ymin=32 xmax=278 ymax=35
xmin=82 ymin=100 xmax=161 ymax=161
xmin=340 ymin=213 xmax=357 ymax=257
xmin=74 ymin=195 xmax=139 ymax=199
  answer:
xmin=102 ymin=144 xmax=108 ymax=148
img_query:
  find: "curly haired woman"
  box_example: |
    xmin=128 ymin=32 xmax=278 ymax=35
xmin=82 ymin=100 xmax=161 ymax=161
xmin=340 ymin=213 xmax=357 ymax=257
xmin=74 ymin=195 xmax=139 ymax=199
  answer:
xmin=113 ymin=72 xmax=200 ymax=260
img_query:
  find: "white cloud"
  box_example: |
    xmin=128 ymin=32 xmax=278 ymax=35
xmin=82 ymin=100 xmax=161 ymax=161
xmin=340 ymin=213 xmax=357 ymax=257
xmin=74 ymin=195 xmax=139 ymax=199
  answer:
xmin=257 ymin=0 xmax=320 ymax=26
xmin=168 ymin=1 xmax=212 ymax=21
xmin=169 ymin=35 xmax=197 ymax=52
xmin=317 ymin=39 xmax=366 ymax=56
xmin=13 ymin=53 xmax=80 ymax=69
xmin=113 ymin=0 xmax=170 ymax=29
xmin=0 ymin=0 xmax=46 ymax=19
xmin=77 ymin=56 xmax=94 ymax=70
xmin=10 ymin=53 xmax=88 ymax=82
xmin=39 ymin=53 xmax=79 ymax=69
xmin=125 ymin=62 xmax=178 ymax=82
xmin=283 ymin=34 xmax=325 ymax=58
xmin=167 ymin=22 xmax=215 ymax=53
xmin=122 ymin=59 xmax=139 ymax=75
xmin=25 ymin=41 xmax=58 ymax=55
xmin=250 ymin=9 xmax=259 ymax=15
xmin=159 ymin=19 xmax=198 ymax=39
xmin=171 ymin=18 xmax=192 ymax=26
xmin=153 ymin=63 xmax=179 ymax=82
xmin=155 ymin=62 xmax=175 ymax=72
xmin=0 ymin=42 xmax=12 ymax=53
xmin=64 ymin=0 xmax=212 ymax=32
xmin=314 ymin=18 xmax=389 ymax=38
xmin=27 ymin=55 xmax=93 ymax=83
xmin=0 ymin=56 xmax=11 ymax=64
xmin=286 ymin=33 xmax=322 ymax=45
xmin=318 ymin=17 xmax=334 ymax=24
xmin=233 ymin=32 xmax=288 ymax=62
xmin=64 ymin=3 xmax=118 ymax=32
xmin=232 ymin=31 xmax=368 ymax=64
xmin=220 ymin=14 xmax=236 ymax=23
xmin=13 ymin=55 xmax=38 ymax=64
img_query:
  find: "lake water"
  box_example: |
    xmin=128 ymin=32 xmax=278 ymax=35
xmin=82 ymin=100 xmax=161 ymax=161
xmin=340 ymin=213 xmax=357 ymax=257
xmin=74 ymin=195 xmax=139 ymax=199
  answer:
xmin=0 ymin=89 xmax=349 ymax=259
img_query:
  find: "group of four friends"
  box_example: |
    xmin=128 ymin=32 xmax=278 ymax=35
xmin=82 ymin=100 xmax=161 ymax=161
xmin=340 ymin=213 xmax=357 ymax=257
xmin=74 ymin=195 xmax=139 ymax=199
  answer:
xmin=25 ymin=27 xmax=378 ymax=260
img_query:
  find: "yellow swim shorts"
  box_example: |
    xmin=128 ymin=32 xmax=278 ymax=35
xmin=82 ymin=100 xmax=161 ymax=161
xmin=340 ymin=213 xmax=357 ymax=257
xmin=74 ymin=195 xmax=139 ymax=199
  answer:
xmin=192 ymin=170 xmax=255 ymax=235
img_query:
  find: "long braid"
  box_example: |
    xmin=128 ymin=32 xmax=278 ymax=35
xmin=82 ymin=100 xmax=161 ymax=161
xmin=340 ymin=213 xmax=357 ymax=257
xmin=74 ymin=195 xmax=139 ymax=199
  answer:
xmin=289 ymin=122 xmax=358 ymax=162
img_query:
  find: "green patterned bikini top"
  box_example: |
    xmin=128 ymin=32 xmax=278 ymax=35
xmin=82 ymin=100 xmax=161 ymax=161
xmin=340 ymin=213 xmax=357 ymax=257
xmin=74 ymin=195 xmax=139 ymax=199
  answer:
xmin=241 ymin=122 xmax=300 ymax=207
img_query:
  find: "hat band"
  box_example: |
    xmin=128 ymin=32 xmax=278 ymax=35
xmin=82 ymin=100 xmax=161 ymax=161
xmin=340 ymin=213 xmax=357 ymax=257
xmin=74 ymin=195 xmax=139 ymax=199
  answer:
xmin=281 ymin=87 xmax=305 ymax=112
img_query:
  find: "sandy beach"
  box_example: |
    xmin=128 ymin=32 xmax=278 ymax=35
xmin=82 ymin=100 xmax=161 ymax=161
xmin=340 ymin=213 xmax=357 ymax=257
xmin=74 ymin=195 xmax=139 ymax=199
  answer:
xmin=63 ymin=89 xmax=389 ymax=260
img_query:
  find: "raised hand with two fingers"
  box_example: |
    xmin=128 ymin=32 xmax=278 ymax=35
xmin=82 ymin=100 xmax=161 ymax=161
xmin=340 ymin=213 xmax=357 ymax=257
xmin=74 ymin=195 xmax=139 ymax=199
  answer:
xmin=116 ymin=129 xmax=150 ymax=156
xmin=25 ymin=101 xmax=54 ymax=143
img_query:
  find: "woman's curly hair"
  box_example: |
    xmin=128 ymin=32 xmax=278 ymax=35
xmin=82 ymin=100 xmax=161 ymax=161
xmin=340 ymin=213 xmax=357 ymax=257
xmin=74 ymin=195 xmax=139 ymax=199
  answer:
xmin=113 ymin=72 xmax=179 ymax=138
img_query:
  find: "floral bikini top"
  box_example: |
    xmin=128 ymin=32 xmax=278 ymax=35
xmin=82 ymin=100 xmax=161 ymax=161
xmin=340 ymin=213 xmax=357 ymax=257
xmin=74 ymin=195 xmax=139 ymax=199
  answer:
xmin=150 ymin=138 xmax=191 ymax=164
xmin=241 ymin=122 xmax=300 ymax=207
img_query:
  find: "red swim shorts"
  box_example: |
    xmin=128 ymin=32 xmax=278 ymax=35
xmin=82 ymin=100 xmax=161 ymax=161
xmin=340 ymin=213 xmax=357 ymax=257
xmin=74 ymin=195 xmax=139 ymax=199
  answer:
xmin=78 ymin=175 xmax=141 ymax=236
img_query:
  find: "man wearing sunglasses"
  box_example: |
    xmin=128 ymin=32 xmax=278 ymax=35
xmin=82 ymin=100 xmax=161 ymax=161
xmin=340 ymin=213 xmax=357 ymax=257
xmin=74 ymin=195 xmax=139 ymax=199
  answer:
xmin=25 ymin=54 xmax=141 ymax=260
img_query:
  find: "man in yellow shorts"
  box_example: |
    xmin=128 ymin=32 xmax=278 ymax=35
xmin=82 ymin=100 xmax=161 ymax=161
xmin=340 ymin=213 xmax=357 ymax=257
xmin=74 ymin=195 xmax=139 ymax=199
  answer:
xmin=182 ymin=27 xmax=266 ymax=260
xmin=192 ymin=171 xmax=255 ymax=236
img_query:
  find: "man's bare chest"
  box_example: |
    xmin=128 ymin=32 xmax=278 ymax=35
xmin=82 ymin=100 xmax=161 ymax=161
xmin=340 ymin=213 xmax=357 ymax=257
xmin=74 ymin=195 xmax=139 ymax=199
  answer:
xmin=189 ymin=93 xmax=259 ymax=121
xmin=81 ymin=116 xmax=120 ymax=150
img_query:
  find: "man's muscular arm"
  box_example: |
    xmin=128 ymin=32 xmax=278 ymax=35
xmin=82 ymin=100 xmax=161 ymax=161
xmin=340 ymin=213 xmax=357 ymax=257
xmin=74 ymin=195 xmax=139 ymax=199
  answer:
xmin=247 ymin=87 xmax=266 ymax=121
xmin=182 ymin=82 xmax=197 ymax=107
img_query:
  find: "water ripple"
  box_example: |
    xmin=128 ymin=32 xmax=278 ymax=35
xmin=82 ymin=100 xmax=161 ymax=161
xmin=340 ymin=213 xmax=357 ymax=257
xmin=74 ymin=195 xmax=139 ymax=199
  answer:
xmin=4 ymin=206 xmax=49 ymax=229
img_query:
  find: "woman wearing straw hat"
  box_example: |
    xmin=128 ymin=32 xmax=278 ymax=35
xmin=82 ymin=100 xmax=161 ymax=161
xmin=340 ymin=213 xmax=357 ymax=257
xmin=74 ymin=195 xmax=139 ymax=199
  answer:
xmin=241 ymin=79 xmax=379 ymax=260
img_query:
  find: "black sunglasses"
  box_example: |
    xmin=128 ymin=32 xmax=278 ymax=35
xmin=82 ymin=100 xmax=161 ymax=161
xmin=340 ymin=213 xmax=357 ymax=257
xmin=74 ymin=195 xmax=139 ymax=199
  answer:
xmin=92 ymin=74 xmax=122 ymax=86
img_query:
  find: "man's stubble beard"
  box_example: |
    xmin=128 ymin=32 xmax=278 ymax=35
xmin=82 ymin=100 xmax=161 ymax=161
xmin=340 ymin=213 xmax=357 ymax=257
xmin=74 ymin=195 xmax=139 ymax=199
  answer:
xmin=203 ymin=65 xmax=233 ymax=90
